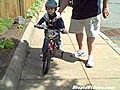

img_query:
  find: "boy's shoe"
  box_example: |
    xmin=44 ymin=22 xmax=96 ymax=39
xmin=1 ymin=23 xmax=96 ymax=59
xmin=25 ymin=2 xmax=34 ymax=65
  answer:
xmin=71 ymin=49 xmax=86 ymax=58
xmin=40 ymin=53 xmax=43 ymax=58
xmin=86 ymin=55 xmax=94 ymax=68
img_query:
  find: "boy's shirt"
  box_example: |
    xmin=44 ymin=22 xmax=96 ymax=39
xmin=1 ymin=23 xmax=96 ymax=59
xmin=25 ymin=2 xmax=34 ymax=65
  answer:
xmin=37 ymin=12 xmax=65 ymax=30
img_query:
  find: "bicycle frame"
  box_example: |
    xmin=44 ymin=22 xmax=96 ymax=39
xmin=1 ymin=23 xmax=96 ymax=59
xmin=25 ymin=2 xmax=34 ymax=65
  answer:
xmin=44 ymin=30 xmax=59 ymax=57
xmin=34 ymin=25 xmax=63 ymax=75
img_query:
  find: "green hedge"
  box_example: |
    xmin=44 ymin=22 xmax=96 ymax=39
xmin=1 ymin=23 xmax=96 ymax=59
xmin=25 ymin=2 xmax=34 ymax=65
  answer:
xmin=0 ymin=18 xmax=13 ymax=33
xmin=26 ymin=0 xmax=44 ymax=18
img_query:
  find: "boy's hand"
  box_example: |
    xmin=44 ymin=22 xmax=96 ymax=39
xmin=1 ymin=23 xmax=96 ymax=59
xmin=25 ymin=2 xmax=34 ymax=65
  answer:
xmin=61 ymin=29 xmax=68 ymax=34
xmin=34 ymin=24 xmax=40 ymax=27
xmin=34 ymin=24 xmax=42 ymax=29
xmin=63 ymin=29 xmax=68 ymax=34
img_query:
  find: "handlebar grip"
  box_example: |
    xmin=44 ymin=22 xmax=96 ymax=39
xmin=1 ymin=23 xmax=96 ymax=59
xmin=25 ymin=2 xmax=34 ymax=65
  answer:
xmin=34 ymin=25 xmax=42 ymax=29
xmin=34 ymin=25 xmax=36 ymax=27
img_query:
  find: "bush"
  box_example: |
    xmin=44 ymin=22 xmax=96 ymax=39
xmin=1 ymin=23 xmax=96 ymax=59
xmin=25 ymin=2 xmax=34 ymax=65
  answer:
xmin=0 ymin=18 xmax=13 ymax=33
xmin=0 ymin=38 xmax=15 ymax=49
xmin=25 ymin=0 xmax=43 ymax=18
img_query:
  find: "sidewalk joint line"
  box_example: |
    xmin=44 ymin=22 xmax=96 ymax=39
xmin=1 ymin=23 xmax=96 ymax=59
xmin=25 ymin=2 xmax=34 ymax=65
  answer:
xmin=67 ymin=33 xmax=93 ymax=86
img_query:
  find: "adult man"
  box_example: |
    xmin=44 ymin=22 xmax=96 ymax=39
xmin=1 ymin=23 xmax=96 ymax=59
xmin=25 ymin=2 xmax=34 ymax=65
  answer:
xmin=58 ymin=0 xmax=109 ymax=68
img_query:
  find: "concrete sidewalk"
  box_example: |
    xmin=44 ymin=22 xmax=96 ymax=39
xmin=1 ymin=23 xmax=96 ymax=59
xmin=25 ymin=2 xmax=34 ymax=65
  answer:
xmin=17 ymin=7 xmax=120 ymax=90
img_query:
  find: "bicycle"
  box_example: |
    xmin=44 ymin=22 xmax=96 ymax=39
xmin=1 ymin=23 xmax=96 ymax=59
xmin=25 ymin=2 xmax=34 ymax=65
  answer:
xmin=34 ymin=25 xmax=64 ymax=75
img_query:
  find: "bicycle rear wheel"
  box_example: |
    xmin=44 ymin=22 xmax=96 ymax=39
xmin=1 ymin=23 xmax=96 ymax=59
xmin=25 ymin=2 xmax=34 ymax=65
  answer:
xmin=42 ymin=51 xmax=51 ymax=75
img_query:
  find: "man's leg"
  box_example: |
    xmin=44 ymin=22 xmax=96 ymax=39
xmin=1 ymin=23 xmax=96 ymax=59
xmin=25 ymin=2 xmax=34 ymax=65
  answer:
xmin=85 ymin=37 xmax=95 ymax=68
xmin=87 ymin=37 xmax=95 ymax=55
xmin=73 ymin=33 xmax=86 ymax=58
xmin=69 ymin=19 xmax=85 ymax=57
xmin=76 ymin=33 xmax=95 ymax=57
xmin=85 ymin=15 xmax=100 ymax=68
xmin=76 ymin=33 xmax=84 ymax=50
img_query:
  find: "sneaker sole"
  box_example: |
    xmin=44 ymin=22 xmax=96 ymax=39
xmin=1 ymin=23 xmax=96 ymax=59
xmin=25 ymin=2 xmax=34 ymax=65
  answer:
xmin=85 ymin=60 xmax=94 ymax=68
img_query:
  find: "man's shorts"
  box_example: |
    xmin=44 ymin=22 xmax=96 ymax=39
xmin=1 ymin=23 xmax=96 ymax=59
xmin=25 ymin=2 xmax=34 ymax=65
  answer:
xmin=69 ymin=15 xmax=101 ymax=37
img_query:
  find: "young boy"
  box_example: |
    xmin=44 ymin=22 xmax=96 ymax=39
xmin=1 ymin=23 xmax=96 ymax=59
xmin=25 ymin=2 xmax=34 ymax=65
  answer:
xmin=35 ymin=0 xmax=67 ymax=56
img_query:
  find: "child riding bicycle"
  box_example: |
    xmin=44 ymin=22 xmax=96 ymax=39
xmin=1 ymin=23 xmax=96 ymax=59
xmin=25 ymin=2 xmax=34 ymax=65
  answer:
xmin=34 ymin=0 xmax=67 ymax=57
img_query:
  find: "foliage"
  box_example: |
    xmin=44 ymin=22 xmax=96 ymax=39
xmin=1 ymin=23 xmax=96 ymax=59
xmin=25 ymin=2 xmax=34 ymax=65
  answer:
xmin=17 ymin=24 xmax=24 ymax=31
xmin=0 ymin=38 xmax=15 ymax=49
xmin=25 ymin=0 xmax=43 ymax=18
xmin=0 ymin=18 xmax=13 ymax=33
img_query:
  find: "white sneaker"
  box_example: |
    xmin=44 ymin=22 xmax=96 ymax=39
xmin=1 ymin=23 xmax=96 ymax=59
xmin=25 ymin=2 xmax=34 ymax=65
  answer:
xmin=40 ymin=53 xmax=43 ymax=58
xmin=86 ymin=55 xmax=94 ymax=68
xmin=71 ymin=49 xmax=86 ymax=58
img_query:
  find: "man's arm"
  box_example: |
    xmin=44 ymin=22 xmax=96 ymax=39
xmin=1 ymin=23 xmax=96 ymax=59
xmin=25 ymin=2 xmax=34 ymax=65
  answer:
xmin=102 ymin=0 xmax=110 ymax=18
xmin=58 ymin=0 xmax=69 ymax=13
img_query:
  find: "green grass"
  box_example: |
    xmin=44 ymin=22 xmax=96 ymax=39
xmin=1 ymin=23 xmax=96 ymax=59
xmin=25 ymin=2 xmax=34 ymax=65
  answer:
xmin=0 ymin=18 xmax=13 ymax=33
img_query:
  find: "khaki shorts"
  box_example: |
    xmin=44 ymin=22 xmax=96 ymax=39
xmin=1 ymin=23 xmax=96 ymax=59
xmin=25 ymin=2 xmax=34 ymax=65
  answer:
xmin=69 ymin=15 xmax=101 ymax=37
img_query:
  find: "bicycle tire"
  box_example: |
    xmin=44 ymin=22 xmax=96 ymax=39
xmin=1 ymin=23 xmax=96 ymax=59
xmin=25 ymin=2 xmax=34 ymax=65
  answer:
xmin=42 ymin=51 xmax=51 ymax=75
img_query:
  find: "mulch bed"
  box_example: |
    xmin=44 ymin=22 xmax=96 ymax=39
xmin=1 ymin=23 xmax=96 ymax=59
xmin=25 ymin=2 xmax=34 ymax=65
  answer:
xmin=0 ymin=19 xmax=30 ymax=79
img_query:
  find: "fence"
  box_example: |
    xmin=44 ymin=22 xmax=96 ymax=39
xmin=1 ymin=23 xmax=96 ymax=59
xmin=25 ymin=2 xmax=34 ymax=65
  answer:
xmin=0 ymin=0 xmax=35 ymax=18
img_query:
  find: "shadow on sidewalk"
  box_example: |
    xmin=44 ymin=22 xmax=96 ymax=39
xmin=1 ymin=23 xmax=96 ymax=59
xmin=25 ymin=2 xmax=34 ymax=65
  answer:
xmin=53 ymin=51 xmax=86 ymax=64
xmin=18 ymin=47 xmax=92 ymax=90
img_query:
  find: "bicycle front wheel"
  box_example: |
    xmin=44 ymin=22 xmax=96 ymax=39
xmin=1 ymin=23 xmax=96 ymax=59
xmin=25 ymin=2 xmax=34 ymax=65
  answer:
xmin=42 ymin=51 xmax=51 ymax=75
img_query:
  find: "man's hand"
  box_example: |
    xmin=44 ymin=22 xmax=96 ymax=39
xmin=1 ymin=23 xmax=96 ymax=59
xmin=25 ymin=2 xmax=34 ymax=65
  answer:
xmin=58 ymin=0 xmax=69 ymax=14
xmin=102 ymin=7 xmax=110 ymax=18
xmin=102 ymin=0 xmax=109 ymax=18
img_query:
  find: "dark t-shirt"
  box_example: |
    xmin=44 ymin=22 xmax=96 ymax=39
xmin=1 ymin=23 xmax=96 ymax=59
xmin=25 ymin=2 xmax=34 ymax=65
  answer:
xmin=72 ymin=0 xmax=101 ymax=19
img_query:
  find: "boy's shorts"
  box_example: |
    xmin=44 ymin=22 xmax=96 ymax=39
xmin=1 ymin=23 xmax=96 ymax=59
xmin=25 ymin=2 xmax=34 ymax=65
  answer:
xmin=69 ymin=15 xmax=101 ymax=37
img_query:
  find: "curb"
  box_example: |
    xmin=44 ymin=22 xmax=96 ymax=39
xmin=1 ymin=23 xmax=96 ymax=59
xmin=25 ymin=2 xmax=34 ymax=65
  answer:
xmin=99 ymin=32 xmax=120 ymax=55
xmin=0 ymin=15 xmax=40 ymax=90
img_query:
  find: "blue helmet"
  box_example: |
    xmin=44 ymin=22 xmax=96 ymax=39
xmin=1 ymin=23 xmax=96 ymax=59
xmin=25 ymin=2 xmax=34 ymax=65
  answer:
xmin=45 ymin=0 xmax=57 ymax=8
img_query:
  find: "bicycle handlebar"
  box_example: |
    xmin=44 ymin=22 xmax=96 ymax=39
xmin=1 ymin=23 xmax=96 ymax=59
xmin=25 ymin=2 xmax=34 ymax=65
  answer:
xmin=34 ymin=24 xmax=62 ymax=32
xmin=34 ymin=24 xmax=68 ymax=34
xmin=34 ymin=25 xmax=46 ymax=29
